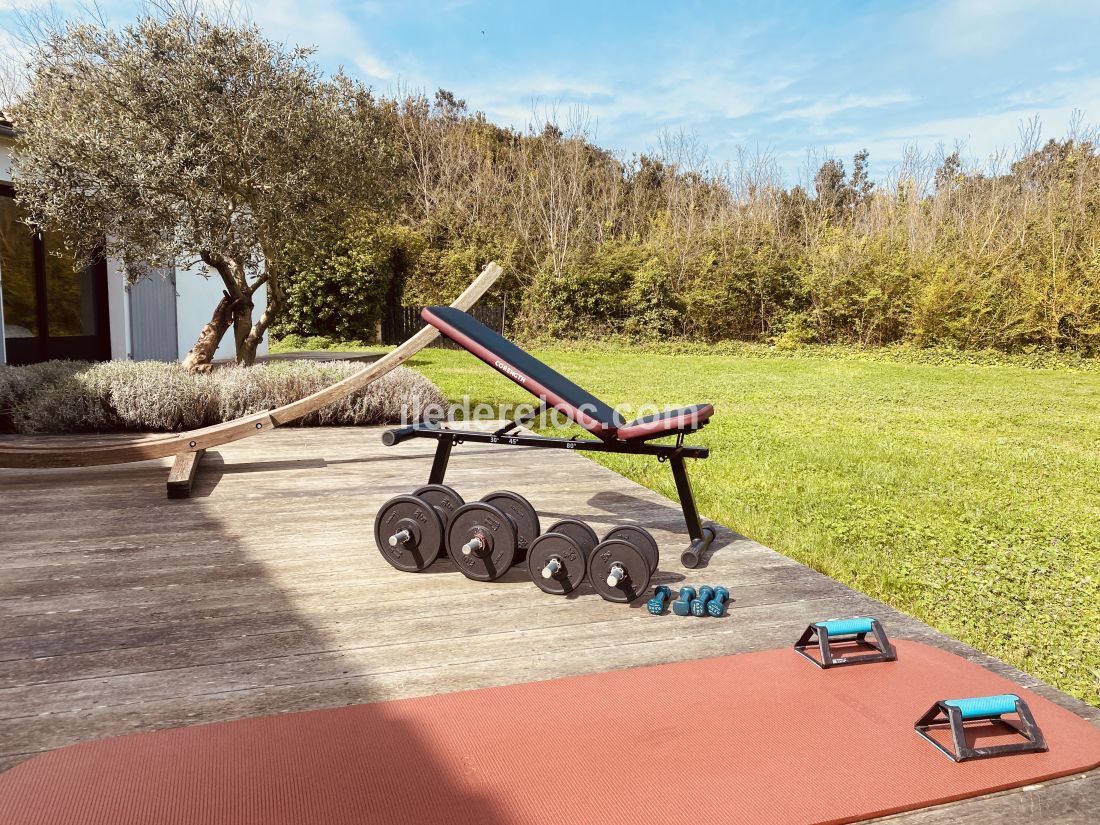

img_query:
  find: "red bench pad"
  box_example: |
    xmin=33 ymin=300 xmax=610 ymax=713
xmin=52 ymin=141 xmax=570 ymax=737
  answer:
xmin=618 ymin=403 xmax=714 ymax=440
xmin=2 ymin=641 xmax=1098 ymax=825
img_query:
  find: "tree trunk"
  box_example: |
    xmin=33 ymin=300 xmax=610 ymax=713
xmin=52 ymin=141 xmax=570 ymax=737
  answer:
xmin=180 ymin=253 xmax=252 ymax=371
xmin=181 ymin=292 xmax=236 ymax=373
xmin=236 ymin=319 xmax=262 ymax=366
xmin=184 ymin=253 xmax=278 ymax=369
xmin=232 ymin=297 xmax=256 ymax=365
xmin=235 ymin=269 xmax=283 ymax=367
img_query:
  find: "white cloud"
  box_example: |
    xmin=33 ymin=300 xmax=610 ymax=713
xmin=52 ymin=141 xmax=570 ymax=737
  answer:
xmin=902 ymin=0 xmax=1100 ymax=58
xmin=524 ymin=76 xmax=613 ymax=99
xmin=0 ymin=0 xmax=44 ymax=10
xmin=246 ymin=0 xmax=397 ymax=82
xmin=354 ymin=53 xmax=394 ymax=81
xmin=460 ymin=63 xmax=794 ymax=154
xmin=772 ymin=93 xmax=911 ymax=123
xmin=998 ymin=75 xmax=1100 ymax=111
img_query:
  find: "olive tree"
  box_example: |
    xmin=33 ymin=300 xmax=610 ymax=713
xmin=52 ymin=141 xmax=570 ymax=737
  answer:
xmin=11 ymin=12 xmax=393 ymax=368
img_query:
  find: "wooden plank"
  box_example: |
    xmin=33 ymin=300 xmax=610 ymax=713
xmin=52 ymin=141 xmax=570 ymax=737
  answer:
xmin=0 ymin=553 xmax=830 ymax=623
xmin=0 ymin=425 xmax=1096 ymax=823
xmin=166 ymin=449 xmax=205 ymax=499
xmin=0 ymin=581 xmax=857 ymax=689
xmin=0 ymin=411 xmax=273 ymax=468
xmin=879 ymin=772 xmax=1100 ymax=823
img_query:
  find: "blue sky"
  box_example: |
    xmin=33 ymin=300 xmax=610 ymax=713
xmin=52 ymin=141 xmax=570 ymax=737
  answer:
xmin=4 ymin=0 xmax=1100 ymax=181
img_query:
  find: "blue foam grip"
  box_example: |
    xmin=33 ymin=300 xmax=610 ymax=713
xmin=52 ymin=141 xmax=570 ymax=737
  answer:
xmin=816 ymin=617 xmax=874 ymax=636
xmin=943 ymin=694 xmax=1020 ymax=720
xmin=672 ymin=587 xmax=696 ymax=616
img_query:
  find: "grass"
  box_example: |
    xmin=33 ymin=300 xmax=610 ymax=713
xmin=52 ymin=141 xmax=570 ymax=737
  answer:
xmin=404 ymin=344 xmax=1100 ymax=706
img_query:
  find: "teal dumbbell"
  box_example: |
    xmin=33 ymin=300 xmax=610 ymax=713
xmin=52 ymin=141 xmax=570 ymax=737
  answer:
xmin=690 ymin=586 xmax=715 ymax=617
xmin=647 ymin=585 xmax=673 ymax=615
xmin=707 ymin=587 xmax=730 ymax=617
xmin=672 ymin=586 xmax=696 ymax=616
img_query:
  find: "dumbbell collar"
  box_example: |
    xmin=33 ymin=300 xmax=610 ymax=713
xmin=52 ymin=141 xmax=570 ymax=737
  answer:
xmin=462 ymin=530 xmax=491 ymax=557
xmin=606 ymin=563 xmax=627 ymax=587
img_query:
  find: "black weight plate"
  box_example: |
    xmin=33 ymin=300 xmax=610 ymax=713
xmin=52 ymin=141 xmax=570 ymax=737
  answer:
xmin=480 ymin=491 xmax=540 ymax=561
xmin=588 ymin=539 xmax=652 ymax=603
xmin=546 ymin=518 xmax=599 ymax=558
xmin=602 ymin=525 xmax=659 ymax=574
xmin=447 ymin=502 xmax=518 ymax=581
xmin=527 ymin=533 xmax=587 ymax=595
xmin=374 ymin=495 xmax=445 ymax=572
xmin=412 ymin=484 xmax=465 ymax=527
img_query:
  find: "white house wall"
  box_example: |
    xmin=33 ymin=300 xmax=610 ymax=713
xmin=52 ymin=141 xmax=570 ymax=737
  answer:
xmin=0 ymin=141 xmax=10 ymax=183
xmin=173 ymin=259 xmax=268 ymax=362
xmin=107 ymin=259 xmax=131 ymax=361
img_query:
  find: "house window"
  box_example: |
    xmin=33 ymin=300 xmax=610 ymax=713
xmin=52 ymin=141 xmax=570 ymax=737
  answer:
xmin=0 ymin=185 xmax=110 ymax=364
xmin=0 ymin=194 xmax=37 ymax=338
xmin=44 ymin=234 xmax=100 ymax=337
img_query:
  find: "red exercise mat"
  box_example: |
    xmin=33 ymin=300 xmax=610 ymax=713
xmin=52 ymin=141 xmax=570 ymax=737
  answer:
xmin=2 ymin=640 xmax=1099 ymax=825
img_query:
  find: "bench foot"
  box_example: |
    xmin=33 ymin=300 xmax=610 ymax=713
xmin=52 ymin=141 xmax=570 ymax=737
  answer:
xmin=167 ymin=449 xmax=205 ymax=499
xmin=680 ymin=525 xmax=715 ymax=568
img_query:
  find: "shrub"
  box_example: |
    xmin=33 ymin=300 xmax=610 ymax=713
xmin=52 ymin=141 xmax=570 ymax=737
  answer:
xmin=405 ymin=232 xmax=518 ymax=306
xmin=523 ymin=240 xmax=680 ymax=339
xmin=623 ymin=256 xmax=681 ymax=340
xmin=276 ymin=219 xmax=426 ymax=342
xmin=269 ymin=333 xmax=376 ymax=353
xmin=0 ymin=360 xmax=447 ymax=434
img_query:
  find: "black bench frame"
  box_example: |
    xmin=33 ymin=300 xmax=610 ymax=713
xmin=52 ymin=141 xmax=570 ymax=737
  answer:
xmin=382 ymin=417 xmax=717 ymax=568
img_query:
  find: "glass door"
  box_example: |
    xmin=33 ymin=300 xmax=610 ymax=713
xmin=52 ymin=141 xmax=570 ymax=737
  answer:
xmin=1 ymin=186 xmax=111 ymax=364
xmin=0 ymin=188 xmax=39 ymax=356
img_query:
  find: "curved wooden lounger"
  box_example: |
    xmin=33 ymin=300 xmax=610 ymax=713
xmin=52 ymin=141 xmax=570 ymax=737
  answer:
xmin=0 ymin=263 xmax=503 ymax=495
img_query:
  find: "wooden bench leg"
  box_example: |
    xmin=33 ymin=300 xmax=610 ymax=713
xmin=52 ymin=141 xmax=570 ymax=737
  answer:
xmin=167 ymin=449 xmax=206 ymax=499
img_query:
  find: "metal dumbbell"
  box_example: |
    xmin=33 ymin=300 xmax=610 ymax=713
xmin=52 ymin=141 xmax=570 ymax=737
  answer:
xmin=586 ymin=525 xmax=661 ymax=603
xmin=446 ymin=501 xmax=521 ymax=582
xmin=413 ymin=484 xmax=466 ymax=526
xmin=707 ymin=587 xmax=730 ymax=617
xmin=599 ymin=525 xmax=659 ymax=576
xmin=480 ymin=491 xmax=541 ymax=562
xmin=374 ymin=484 xmax=465 ymax=572
xmin=527 ymin=518 xmax=598 ymax=595
xmin=690 ymin=586 xmax=715 ymax=617
xmin=647 ymin=585 xmax=673 ymax=615
xmin=672 ymin=586 xmax=696 ymax=616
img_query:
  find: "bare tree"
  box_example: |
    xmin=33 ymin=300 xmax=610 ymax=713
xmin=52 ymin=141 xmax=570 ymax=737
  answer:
xmin=0 ymin=43 xmax=23 ymax=112
xmin=511 ymin=109 xmax=600 ymax=283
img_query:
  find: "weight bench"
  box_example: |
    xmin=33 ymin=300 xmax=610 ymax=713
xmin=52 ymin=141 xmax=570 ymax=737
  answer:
xmin=383 ymin=306 xmax=717 ymax=567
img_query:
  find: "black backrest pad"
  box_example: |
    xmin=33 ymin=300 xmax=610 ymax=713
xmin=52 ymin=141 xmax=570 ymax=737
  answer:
xmin=422 ymin=307 xmax=622 ymax=429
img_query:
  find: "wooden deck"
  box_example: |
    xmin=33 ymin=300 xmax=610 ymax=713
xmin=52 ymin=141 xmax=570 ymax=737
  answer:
xmin=1 ymin=426 xmax=1096 ymax=823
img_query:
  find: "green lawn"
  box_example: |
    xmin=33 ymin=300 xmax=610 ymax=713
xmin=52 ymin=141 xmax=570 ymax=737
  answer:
xmin=405 ymin=346 xmax=1100 ymax=706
